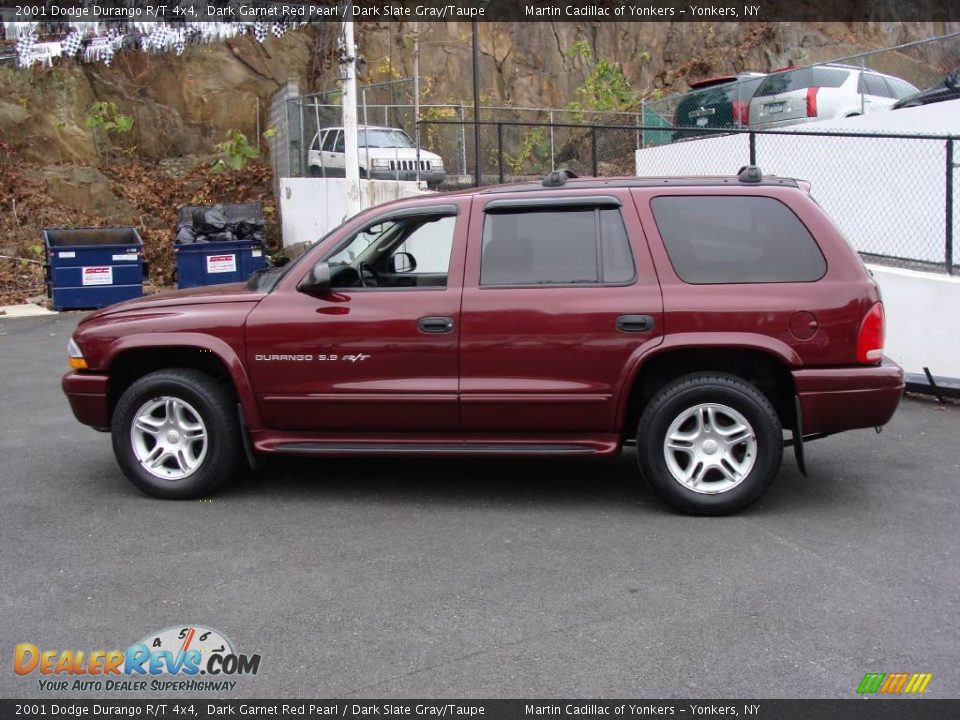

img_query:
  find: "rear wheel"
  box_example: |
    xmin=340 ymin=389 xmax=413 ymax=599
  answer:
xmin=636 ymin=373 xmax=782 ymax=515
xmin=111 ymin=369 xmax=241 ymax=499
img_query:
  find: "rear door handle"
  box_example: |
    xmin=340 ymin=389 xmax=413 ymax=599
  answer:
xmin=418 ymin=316 xmax=455 ymax=334
xmin=616 ymin=314 xmax=655 ymax=333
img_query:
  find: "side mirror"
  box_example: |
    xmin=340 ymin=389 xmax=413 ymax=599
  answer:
xmin=946 ymin=70 xmax=960 ymax=90
xmin=390 ymin=252 xmax=417 ymax=274
xmin=297 ymin=261 xmax=332 ymax=295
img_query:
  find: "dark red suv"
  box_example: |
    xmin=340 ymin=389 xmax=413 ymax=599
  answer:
xmin=62 ymin=168 xmax=903 ymax=514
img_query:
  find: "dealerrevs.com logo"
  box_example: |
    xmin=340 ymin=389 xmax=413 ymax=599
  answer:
xmin=14 ymin=626 xmax=260 ymax=692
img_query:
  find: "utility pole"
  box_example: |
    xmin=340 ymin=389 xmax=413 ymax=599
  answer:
xmin=413 ymin=22 xmax=421 ymax=186
xmin=472 ymin=20 xmax=481 ymax=187
xmin=341 ymin=5 xmax=362 ymax=217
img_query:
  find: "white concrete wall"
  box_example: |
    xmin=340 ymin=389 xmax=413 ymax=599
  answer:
xmin=868 ymin=264 xmax=960 ymax=380
xmin=278 ymin=178 xmax=431 ymax=250
xmin=636 ymin=100 xmax=959 ymax=264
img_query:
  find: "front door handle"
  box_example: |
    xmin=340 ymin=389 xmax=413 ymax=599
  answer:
xmin=418 ymin=316 xmax=455 ymax=334
xmin=616 ymin=314 xmax=655 ymax=333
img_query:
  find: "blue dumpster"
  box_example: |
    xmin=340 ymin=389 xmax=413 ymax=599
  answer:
xmin=175 ymin=239 xmax=267 ymax=289
xmin=43 ymin=227 xmax=144 ymax=311
xmin=174 ymin=202 xmax=267 ymax=289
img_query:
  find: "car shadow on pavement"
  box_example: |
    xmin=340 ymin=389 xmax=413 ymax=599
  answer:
xmin=221 ymin=449 xmax=814 ymax=516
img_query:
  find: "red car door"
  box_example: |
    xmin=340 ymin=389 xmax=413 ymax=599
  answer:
xmin=244 ymin=199 xmax=469 ymax=432
xmin=458 ymin=190 xmax=664 ymax=433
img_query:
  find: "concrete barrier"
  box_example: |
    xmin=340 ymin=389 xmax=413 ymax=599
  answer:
xmin=868 ymin=263 xmax=960 ymax=383
xmin=278 ymin=178 xmax=431 ymax=254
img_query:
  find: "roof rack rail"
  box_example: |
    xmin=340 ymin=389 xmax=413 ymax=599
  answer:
xmin=542 ymin=169 xmax=578 ymax=187
xmin=737 ymin=165 xmax=763 ymax=184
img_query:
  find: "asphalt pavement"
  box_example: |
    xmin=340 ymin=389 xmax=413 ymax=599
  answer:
xmin=1 ymin=313 xmax=958 ymax=699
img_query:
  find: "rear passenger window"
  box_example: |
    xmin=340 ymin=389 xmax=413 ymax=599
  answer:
xmin=650 ymin=196 xmax=826 ymax=284
xmin=480 ymin=208 xmax=635 ymax=286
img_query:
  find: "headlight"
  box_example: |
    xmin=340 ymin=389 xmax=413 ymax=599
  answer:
xmin=371 ymin=158 xmax=391 ymax=169
xmin=67 ymin=337 xmax=87 ymax=370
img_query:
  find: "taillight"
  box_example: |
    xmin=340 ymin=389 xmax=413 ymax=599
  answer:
xmin=732 ymin=100 xmax=749 ymax=126
xmin=806 ymin=87 xmax=819 ymax=117
xmin=856 ymin=303 xmax=885 ymax=363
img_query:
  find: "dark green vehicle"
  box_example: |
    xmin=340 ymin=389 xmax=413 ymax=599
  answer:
xmin=672 ymin=73 xmax=766 ymax=141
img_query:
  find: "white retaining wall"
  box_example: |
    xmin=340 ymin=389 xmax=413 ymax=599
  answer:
xmin=867 ymin=264 xmax=960 ymax=380
xmin=278 ymin=178 xmax=431 ymax=250
xmin=636 ymin=100 xmax=959 ymax=265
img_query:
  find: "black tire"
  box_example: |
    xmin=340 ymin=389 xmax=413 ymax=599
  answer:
xmin=636 ymin=373 xmax=782 ymax=516
xmin=111 ymin=369 xmax=242 ymax=499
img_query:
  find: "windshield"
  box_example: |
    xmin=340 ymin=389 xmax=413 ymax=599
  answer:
xmin=359 ymin=129 xmax=415 ymax=148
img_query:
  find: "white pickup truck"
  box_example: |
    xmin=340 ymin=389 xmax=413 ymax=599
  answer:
xmin=308 ymin=125 xmax=446 ymax=188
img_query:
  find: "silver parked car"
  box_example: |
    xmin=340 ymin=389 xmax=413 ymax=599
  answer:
xmin=749 ymin=64 xmax=918 ymax=128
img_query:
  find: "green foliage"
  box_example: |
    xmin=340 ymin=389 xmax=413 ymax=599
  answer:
xmin=84 ymin=101 xmax=134 ymax=134
xmin=262 ymin=127 xmax=277 ymax=140
xmin=561 ymin=41 xmax=641 ymax=127
xmin=502 ymin=127 xmax=551 ymax=175
xmin=211 ymin=129 xmax=260 ymax=174
xmin=565 ymin=40 xmax=592 ymax=61
xmin=571 ymin=57 xmax=639 ymax=113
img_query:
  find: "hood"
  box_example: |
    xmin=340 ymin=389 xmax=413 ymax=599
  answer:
xmin=80 ymin=283 xmax=263 ymax=324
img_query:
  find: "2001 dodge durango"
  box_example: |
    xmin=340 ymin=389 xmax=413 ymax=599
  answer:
xmin=63 ymin=167 xmax=904 ymax=514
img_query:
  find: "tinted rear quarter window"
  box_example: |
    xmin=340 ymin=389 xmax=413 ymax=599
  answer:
xmin=650 ymin=196 xmax=826 ymax=284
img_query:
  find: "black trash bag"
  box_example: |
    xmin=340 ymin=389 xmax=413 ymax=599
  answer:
xmin=234 ymin=219 xmax=264 ymax=241
xmin=196 ymin=205 xmax=229 ymax=235
xmin=207 ymin=230 xmax=236 ymax=243
xmin=174 ymin=224 xmax=196 ymax=245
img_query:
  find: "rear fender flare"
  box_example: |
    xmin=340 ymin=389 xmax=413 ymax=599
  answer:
xmin=614 ymin=332 xmax=801 ymax=429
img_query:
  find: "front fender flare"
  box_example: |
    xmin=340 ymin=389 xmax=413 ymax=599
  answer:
xmin=105 ymin=333 xmax=263 ymax=430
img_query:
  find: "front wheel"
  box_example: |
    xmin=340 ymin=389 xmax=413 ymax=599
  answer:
xmin=111 ymin=369 xmax=242 ymax=499
xmin=636 ymin=373 xmax=782 ymax=515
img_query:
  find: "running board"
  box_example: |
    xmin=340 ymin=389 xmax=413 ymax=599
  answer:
xmin=271 ymin=442 xmax=611 ymax=456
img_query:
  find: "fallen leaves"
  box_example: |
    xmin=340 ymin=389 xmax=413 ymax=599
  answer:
xmin=0 ymin=140 xmax=276 ymax=305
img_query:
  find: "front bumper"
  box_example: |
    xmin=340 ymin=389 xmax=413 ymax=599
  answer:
xmin=62 ymin=371 xmax=110 ymax=430
xmin=792 ymin=357 xmax=905 ymax=435
xmin=369 ymin=168 xmax=447 ymax=185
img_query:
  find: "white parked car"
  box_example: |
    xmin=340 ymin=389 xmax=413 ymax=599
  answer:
xmin=749 ymin=64 xmax=918 ymax=128
xmin=308 ymin=125 xmax=446 ymax=188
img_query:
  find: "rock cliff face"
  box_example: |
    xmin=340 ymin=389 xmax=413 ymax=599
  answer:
xmin=0 ymin=31 xmax=317 ymax=164
xmin=1 ymin=22 xmax=957 ymax=168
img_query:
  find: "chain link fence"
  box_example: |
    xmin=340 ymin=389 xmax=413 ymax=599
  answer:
xmin=420 ymin=120 xmax=957 ymax=275
xmin=283 ymin=89 xmax=664 ymax=180
xmin=643 ymin=31 xmax=959 ymax=147
xmin=631 ymin=126 xmax=958 ymax=275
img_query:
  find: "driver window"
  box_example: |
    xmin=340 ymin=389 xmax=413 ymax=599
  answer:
xmin=322 ymin=131 xmax=337 ymax=152
xmin=325 ymin=214 xmax=456 ymax=290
